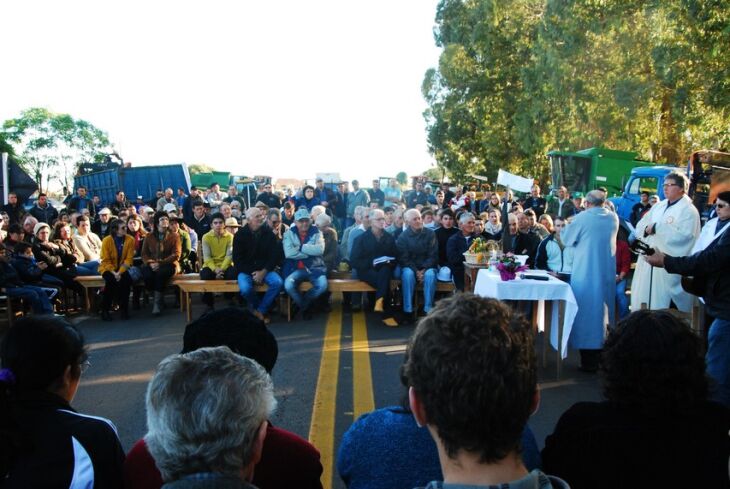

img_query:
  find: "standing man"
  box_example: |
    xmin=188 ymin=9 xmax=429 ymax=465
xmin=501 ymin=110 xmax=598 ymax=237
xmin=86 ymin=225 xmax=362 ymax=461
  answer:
xmin=560 ymin=190 xmax=619 ymax=372
xmin=631 ymin=171 xmax=700 ymax=313
xmin=630 ymin=191 xmax=652 ymax=226
xmin=224 ymin=185 xmax=246 ymax=209
xmin=644 ymin=190 xmax=730 ymax=407
xmin=368 ymin=179 xmax=385 ymax=208
xmin=546 ymin=186 xmax=575 ymax=220
xmin=233 ymin=207 xmax=284 ymax=323
xmin=406 ymin=182 xmax=428 ymax=209
xmin=109 ymin=191 xmax=130 ymax=216
xmin=68 ymin=186 xmax=95 ymax=218
xmin=383 ymin=178 xmax=402 ymax=206
xmin=440 ymin=182 xmax=455 ymax=207
xmin=156 ymin=188 xmax=178 ymax=212
xmin=332 ymin=182 xmax=348 ymax=233
xmin=313 ymin=178 xmax=334 ymax=209
xmin=523 ymin=185 xmax=546 ymax=218
xmin=199 ymin=212 xmax=236 ymax=312
xmin=346 ymin=180 xmax=370 ymax=228
xmin=255 ymin=182 xmax=282 ymax=210
xmin=206 ymin=182 xmax=228 ymax=213
xmin=283 ymin=209 xmax=328 ymax=320
xmin=396 ymin=209 xmax=439 ymax=324
xmin=182 ymin=186 xmax=202 ymax=223
xmin=29 ymin=193 xmax=58 ymax=225
xmin=2 ymin=192 xmax=26 ymax=225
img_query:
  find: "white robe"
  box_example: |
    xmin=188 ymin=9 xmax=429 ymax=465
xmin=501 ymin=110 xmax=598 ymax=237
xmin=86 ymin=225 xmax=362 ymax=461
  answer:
xmin=631 ymin=195 xmax=700 ymax=312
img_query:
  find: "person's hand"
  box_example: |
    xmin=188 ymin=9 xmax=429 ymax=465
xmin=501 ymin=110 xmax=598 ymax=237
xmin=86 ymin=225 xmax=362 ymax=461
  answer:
xmin=416 ymin=269 xmax=425 ymax=282
xmin=615 ymin=275 xmax=622 ymax=283
xmin=644 ymin=250 xmax=666 ymax=268
xmin=114 ymin=271 xmax=122 ymax=282
xmin=38 ymin=262 xmax=48 ymax=270
xmin=253 ymin=270 xmax=266 ymax=284
xmin=150 ymin=262 xmax=160 ymax=271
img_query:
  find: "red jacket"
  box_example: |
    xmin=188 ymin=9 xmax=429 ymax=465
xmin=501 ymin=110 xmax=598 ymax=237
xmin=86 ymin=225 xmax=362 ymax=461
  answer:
xmin=616 ymin=239 xmax=631 ymax=277
xmin=123 ymin=423 xmax=323 ymax=489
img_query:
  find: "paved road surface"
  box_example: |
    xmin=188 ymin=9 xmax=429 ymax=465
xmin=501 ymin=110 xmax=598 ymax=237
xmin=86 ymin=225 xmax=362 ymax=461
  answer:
xmin=72 ymin=296 xmax=602 ymax=489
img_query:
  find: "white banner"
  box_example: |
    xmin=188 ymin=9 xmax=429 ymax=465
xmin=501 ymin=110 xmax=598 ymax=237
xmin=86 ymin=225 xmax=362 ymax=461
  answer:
xmin=496 ymin=169 xmax=534 ymax=193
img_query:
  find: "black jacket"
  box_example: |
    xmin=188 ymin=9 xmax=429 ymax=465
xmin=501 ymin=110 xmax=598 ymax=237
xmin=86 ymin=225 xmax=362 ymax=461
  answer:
xmin=350 ymin=229 xmax=397 ymax=273
xmin=0 ymin=260 xmax=23 ymax=288
xmin=256 ymin=192 xmax=282 ymax=209
xmin=435 ymin=227 xmax=458 ymax=266
xmin=1 ymin=203 xmax=26 ymax=225
xmin=187 ymin=214 xmax=212 ymax=240
xmin=28 ymin=204 xmax=58 ymax=225
xmin=665 ymin=227 xmax=730 ymax=320
xmin=396 ymin=227 xmax=439 ymax=272
xmin=10 ymin=255 xmax=45 ymax=284
xmin=503 ymin=231 xmax=541 ymax=268
xmin=233 ymin=224 xmax=281 ymax=275
xmin=4 ymin=391 xmax=124 ymax=488
xmin=446 ymin=232 xmax=477 ymax=273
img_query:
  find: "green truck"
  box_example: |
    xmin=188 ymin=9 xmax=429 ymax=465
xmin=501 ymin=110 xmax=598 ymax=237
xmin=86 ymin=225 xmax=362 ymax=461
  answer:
xmin=548 ymin=147 xmax=654 ymax=196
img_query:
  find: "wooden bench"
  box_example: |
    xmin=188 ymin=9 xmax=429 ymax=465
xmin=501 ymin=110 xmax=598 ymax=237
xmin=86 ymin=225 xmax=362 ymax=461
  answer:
xmin=75 ymin=273 xmax=200 ymax=312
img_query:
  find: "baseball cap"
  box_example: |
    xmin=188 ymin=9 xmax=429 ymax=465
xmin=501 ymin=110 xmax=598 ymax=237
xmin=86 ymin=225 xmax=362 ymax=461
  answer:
xmin=294 ymin=208 xmax=311 ymax=221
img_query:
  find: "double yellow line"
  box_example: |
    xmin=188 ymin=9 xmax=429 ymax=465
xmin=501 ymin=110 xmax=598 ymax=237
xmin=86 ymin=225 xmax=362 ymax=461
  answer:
xmin=308 ymin=305 xmax=374 ymax=489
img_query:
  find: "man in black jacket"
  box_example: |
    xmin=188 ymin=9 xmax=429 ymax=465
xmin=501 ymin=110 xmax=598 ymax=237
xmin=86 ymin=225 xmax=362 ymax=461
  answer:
xmin=29 ymin=193 xmax=59 ymax=225
xmin=109 ymin=191 xmax=131 ymax=216
xmin=2 ymin=191 xmax=26 ymax=225
xmin=645 ymin=194 xmax=730 ymax=407
xmin=233 ymin=207 xmax=284 ymax=323
xmin=350 ymin=209 xmax=397 ymax=313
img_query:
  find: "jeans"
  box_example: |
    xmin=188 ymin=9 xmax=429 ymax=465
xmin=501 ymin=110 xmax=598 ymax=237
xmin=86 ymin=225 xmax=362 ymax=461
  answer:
xmin=76 ymin=260 xmax=99 ymax=276
xmin=238 ymin=271 xmax=283 ymax=314
xmin=401 ymin=267 xmax=437 ymax=313
xmin=6 ymin=285 xmax=54 ymax=314
xmin=707 ymin=318 xmax=730 ymax=408
xmin=284 ymin=269 xmax=328 ymax=310
xmin=616 ymin=278 xmax=629 ymax=320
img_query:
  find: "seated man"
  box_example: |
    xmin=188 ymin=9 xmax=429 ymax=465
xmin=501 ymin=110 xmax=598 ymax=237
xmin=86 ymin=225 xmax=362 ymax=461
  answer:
xmin=446 ymin=212 xmax=477 ymax=291
xmin=350 ymin=209 xmax=398 ymax=313
xmin=396 ymin=209 xmax=438 ymax=324
xmin=502 ymin=212 xmax=540 ymax=267
xmin=403 ymin=294 xmax=569 ymax=489
xmin=144 ymin=346 xmax=275 ymax=488
xmin=233 ymin=207 xmax=284 ymax=323
xmin=124 ymin=308 xmax=323 ymax=489
xmin=200 ymin=212 xmax=237 ymax=312
xmin=283 ymin=208 xmax=328 ymax=320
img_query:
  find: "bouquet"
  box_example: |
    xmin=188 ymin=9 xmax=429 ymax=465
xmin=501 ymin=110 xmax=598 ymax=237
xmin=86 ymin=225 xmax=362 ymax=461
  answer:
xmin=496 ymin=253 xmax=528 ymax=281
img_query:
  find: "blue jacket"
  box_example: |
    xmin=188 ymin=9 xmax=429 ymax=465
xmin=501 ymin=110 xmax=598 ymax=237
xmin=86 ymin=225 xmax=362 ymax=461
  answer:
xmin=282 ymin=225 xmax=326 ymax=279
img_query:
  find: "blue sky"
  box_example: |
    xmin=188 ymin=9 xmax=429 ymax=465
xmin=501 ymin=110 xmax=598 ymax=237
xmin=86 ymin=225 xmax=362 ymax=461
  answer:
xmin=2 ymin=0 xmax=442 ymax=186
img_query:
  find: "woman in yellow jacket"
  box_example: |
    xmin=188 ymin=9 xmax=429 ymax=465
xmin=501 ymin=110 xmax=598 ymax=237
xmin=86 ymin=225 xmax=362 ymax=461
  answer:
xmin=99 ymin=219 xmax=135 ymax=321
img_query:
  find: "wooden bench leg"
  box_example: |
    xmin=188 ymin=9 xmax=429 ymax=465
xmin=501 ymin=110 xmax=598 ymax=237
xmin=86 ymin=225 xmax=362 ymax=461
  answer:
xmin=186 ymin=291 xmax=192 ymax=323
xmin=84 ymin=288 xmax=91 ymax=312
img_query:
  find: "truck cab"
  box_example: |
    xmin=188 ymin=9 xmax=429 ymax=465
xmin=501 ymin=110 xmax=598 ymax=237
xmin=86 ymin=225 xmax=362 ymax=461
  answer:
xmin=609 ymin=166 xmax=679 ymax=223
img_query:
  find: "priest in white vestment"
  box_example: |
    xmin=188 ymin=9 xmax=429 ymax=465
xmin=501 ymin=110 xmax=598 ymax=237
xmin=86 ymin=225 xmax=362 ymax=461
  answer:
xmin=631 ymin=172 xmax=700 ymax=312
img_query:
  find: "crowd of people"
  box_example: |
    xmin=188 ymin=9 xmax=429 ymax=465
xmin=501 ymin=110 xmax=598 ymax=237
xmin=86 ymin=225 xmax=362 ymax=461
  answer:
xmin=1 ymin=173 xmax=728 ymax=379
xmin=0 ymin=299 xmax=727 ymax=488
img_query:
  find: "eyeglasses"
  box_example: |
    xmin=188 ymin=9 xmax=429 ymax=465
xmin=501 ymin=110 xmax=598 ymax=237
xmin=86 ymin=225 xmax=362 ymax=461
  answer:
xmin=80 ymin=358 xmax=91 ymax=374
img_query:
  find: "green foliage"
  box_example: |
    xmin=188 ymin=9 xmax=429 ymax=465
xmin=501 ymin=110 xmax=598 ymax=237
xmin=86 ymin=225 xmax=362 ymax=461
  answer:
xmin=2 ymin=108 xmax=112 ymax=193
xmin=396 ymin=171 xmax=408 ymax=185
xmin=424 ymin=0 xmax=730 ymax=184
xmin=188 ymin=163 xmax=216 ymax=175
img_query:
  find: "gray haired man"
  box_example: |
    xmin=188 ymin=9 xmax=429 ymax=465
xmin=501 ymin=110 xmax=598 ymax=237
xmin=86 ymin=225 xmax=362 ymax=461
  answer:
xmin=145 ymin=346 xmax=276 ymax=488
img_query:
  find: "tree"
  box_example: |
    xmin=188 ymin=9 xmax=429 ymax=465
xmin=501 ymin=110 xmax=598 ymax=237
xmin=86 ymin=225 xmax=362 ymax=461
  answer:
xmin=396 ymin=171 xmax=408 ymax=186
xmin=188 ymin=163 xmax=216 ymax=175
xmin=424 ymin=0 xmax=730 ymax=182
xmin=2 ymin=108 xmax=112 ymax=193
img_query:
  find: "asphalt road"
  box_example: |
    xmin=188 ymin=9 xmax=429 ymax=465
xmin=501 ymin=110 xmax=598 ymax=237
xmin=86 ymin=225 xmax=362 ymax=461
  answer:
xmin=72 ymin=295 xmax=602 ymax=489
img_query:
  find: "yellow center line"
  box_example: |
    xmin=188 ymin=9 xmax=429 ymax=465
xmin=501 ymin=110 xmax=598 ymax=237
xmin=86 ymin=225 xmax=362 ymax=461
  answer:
xmin=308 ymin=303 xmax=342 ymax=489
xmin=352 ymin=310 xmax=375 ymax=420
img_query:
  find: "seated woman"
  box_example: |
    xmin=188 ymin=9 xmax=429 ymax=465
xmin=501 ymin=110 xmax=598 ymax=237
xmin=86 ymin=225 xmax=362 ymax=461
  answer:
xmin=542 ymin=310 xmax=730 ymax=488
xmin=72 ymin=215 xmax=103 ymax=265
xmin=125 ymin=215 xmax=148 ymax=309
xmin=31 ymin=222 xmax=83 ymax=294
xmin=52 ymin=221 xmax=98 ymax=276
xmin=141 ymin=211 xmax=181 ymax=316
xmin=99 ymin=219 xmax=135 ymax=321
xmin=0 ymin=316 xmax=124 ymax=487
